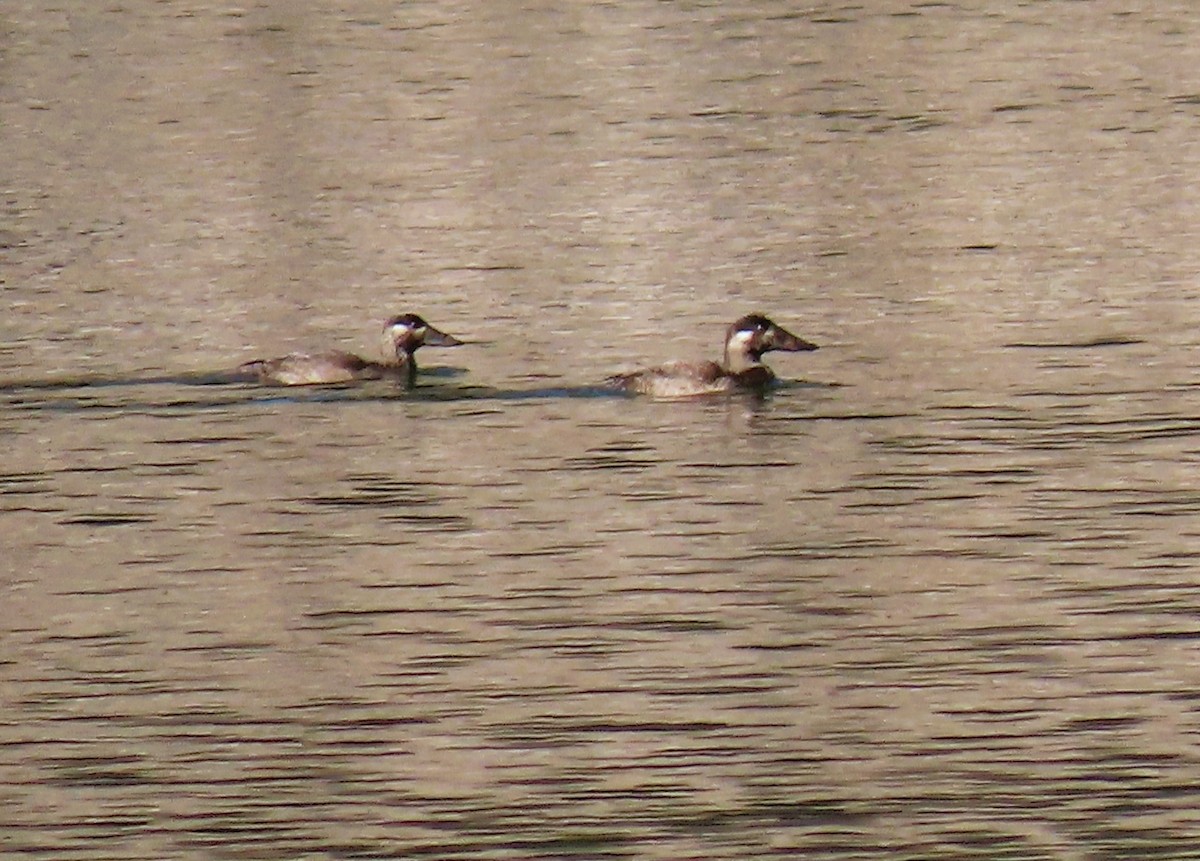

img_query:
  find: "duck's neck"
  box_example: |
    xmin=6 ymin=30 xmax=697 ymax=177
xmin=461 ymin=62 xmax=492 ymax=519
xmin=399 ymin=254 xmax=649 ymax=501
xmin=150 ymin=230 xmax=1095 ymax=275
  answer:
xmin=391 ymin=350 xmax=417 ymax=387
xmin=723 ymin=345 xmax=763 ymax=374
xmin=381 ymin=332 xmax=419 ymax=386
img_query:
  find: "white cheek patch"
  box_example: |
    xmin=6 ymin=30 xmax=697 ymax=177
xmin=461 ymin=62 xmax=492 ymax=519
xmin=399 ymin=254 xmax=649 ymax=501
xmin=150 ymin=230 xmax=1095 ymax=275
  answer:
xmin=729 ymin=330 xmax=756 ymax=350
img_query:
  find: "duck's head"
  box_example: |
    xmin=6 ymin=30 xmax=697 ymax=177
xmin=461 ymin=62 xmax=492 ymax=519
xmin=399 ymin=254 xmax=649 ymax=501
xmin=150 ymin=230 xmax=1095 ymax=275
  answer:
xmin=382 ymin=313 xmax=465 ymax=358
xmin=724 ymin=314 xmax=818 ymax=370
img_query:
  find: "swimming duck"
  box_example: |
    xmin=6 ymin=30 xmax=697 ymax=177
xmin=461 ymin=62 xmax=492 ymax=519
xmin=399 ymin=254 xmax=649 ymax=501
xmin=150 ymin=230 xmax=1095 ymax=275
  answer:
xmin=236 ymin=313 xmax=463 ymax=386
xmin=606 ymin=313 xmax=817 ymax=397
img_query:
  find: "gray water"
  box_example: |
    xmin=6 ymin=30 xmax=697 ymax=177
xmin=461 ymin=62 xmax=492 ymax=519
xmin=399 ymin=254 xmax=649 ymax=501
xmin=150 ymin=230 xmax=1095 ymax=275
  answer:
xmin=4 ymin=2 xmax=1200 ymax=858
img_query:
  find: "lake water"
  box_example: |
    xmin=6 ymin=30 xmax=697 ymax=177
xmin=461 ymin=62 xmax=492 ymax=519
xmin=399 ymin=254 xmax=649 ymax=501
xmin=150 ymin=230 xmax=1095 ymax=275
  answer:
xmin=4 ymin=1 xmax=1200 ymax=858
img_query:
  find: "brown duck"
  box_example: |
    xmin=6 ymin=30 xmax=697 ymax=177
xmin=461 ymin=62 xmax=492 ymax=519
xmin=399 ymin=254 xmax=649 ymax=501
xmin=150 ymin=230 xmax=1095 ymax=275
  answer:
xmin=237 ymin=313 xmax=463 ymax=386
xmin=606 ymin=314 xmax=817 ymax=397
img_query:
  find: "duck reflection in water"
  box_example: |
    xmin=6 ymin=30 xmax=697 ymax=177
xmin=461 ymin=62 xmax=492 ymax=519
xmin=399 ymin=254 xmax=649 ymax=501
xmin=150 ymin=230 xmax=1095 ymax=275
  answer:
xmin=606 ymin=314 xmax=818 ymax=398
xmin=237 ymin=313 xmax=464 ymax=387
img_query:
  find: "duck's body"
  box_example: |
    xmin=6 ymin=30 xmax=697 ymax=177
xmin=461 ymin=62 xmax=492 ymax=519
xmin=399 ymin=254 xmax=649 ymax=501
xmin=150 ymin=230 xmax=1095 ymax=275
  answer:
xmin=237 ymin=351 xmax=403 ymax=386
xmin=606 ymin=314 xmax=817 ymax=398
xmin=237 ymin=313 xmax=463 ymax=387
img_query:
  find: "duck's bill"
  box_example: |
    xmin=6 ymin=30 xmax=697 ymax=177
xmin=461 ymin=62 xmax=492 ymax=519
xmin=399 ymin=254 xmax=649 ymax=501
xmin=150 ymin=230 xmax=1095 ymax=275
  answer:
xmin=424 ymin=327 xmax=465 ymax=347
xmin=772 ymin=328 xmax=819 ymax=352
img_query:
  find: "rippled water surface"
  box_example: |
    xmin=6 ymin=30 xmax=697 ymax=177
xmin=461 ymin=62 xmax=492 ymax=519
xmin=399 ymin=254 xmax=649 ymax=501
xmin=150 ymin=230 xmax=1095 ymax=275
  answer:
xmin=5 ymin=2 xmax=1200 ymax=858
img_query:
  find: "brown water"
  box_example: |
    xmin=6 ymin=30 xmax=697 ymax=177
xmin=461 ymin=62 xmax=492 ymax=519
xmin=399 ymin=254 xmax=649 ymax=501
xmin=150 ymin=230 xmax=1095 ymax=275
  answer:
xmin=5 ymin=2 xmax=1200 ymax=858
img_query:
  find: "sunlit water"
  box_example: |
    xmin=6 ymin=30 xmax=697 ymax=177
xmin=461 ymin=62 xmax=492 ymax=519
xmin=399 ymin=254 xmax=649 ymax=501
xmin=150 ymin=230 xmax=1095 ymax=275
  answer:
xmin=4 ymin=2 xmax=1200 ymax=858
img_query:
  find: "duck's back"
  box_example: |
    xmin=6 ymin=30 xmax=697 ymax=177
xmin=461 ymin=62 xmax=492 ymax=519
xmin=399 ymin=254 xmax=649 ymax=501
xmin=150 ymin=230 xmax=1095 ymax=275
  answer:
xmin=606 ymin=360 xmax=733 ymax=398
xmin=237 ymin=351 xmax=385 ymax=386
